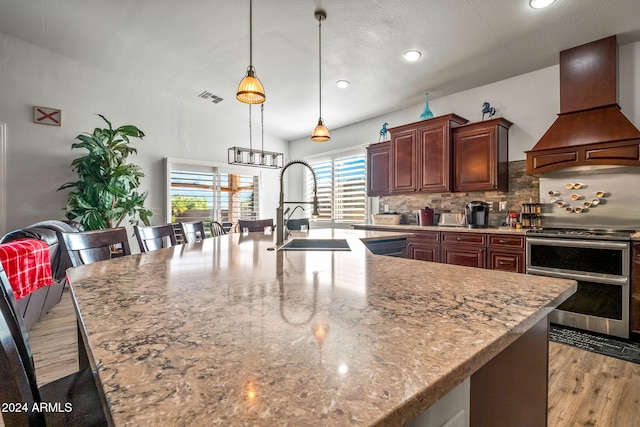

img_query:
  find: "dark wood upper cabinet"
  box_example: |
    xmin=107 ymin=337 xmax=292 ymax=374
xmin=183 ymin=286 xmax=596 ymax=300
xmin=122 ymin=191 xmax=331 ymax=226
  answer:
xmin=366 ymin=141 xmax=391 ymax=196
xmin=389 ymin=114 xmax=468 ymax=194
xmin=453 ymin=117 xmax=512 ymax=193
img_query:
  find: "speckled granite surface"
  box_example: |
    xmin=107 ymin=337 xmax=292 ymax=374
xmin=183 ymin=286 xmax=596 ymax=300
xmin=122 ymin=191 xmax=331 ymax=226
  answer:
xmin=67 ymin=229 xmax=575 ymax=426
xmin=353 ymin=224 xmax=528 ymax=235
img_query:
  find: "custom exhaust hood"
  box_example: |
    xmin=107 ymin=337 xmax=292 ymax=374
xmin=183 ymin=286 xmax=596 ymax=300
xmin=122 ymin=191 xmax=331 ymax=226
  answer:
xmin=526 ymin=36 xmax=640 ymax=175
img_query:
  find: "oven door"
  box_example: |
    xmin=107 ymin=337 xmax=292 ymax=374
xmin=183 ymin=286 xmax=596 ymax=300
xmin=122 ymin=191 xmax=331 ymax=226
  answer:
xmin=526 ymin=237 xmax=630 ymax=338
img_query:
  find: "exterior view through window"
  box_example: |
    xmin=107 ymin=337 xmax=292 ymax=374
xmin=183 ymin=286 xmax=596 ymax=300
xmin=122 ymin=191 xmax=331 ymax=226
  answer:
xmin=169 ymin=163 xmax=259 ymax=234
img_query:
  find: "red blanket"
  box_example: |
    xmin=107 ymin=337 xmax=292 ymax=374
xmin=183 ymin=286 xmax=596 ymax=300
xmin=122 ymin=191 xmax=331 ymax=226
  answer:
xmin=0 ymin=238 xmax=53 ymax=299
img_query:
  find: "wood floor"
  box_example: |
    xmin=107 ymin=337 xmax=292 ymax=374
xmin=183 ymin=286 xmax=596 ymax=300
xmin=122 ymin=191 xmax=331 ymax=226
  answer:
xmin=15 ymin=289 xmax=640 ymax=426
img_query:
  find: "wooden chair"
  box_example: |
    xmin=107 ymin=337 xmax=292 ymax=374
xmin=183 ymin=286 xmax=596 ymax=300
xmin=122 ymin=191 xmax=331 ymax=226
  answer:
xmin=0 ymin=263 xmax=109 ymax=426
xmin=238 ymin=219 xmax=274 ymax=233
xmin=285 ymin=218 xmax=310 ymax=231
xmin=180 ymin=221 xmax=206 ymax=243
xmin=0 ymin=262 xmax=39 ymax=398
xmin=209 ymin=221 xmax=227 ymax=237
xmin=57 ymin=228 xmax=131 ymax=268
xmin=134 ymin=224 xmax=177 ymax=252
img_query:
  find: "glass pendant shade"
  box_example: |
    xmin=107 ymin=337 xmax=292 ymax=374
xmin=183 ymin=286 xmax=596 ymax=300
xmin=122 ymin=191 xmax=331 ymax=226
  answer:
xmin=311 ymin=119 xmax=330 ymax=142
xmin=236 ymin=66 xmax=265 ymax=104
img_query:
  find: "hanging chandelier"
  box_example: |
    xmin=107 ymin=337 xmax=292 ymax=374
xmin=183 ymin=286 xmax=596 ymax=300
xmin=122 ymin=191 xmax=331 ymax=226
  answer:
xmin=228 ymin=104 xmax=284 ymax=169
xmin=236 ymin=0 xmax=265 ymax=104
xmin=311 ymin=9 xmax=330 ymax=142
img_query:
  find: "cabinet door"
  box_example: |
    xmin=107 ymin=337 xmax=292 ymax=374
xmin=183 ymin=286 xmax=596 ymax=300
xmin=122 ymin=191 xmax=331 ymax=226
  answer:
xmin=418 ymin=121 xmax=451 ymax=192
xmin=453 ymin=118 xmax=511 ymax=192
xmin=390 ymin=127 xmax=417 ymax=193
xmin=441 ymin=245 xmax=486 ymax=268
xmin=366 ymin=141 xmax=390 ymax=196
xmin=409 ymin=243 xmax=440 ymax=262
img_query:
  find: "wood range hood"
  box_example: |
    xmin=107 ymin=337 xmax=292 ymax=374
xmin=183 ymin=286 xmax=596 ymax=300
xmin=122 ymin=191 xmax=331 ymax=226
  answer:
xmin=526 ymin=35 xmax=640 ymax=175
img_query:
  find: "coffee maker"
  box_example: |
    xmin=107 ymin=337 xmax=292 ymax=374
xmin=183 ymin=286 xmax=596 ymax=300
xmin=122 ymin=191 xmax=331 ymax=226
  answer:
xmin=465 ymin=201 xmax=490 ymax=228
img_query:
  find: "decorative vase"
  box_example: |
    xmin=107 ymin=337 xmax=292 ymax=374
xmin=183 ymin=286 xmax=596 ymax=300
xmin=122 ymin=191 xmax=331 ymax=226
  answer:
xmin=419 ymin=93 xmax=434 ymax=120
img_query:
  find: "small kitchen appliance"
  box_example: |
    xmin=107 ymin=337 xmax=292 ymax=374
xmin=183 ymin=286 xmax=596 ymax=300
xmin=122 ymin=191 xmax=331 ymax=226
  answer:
xmin=465 ymin=201 xmax=490 ymax=229
xmin=418 ymin=207 xmax=434 ymax=226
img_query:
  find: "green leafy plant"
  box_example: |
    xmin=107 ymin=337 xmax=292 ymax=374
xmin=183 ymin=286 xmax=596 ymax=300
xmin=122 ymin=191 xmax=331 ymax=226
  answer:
xmin=58 ymin=114 xmax=152 ymax=230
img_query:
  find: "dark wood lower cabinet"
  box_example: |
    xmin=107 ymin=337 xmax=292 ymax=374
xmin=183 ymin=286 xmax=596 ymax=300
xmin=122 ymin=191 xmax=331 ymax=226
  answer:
xmin=407 ymin=231 xmax=440 ymax=262
xmin=354 ymin=226 xmax=527 ymax=273
xmin=487 ymin=234 xmax=526 ymax=273
xmin=440 ymin=232 xmax=486 ymax=269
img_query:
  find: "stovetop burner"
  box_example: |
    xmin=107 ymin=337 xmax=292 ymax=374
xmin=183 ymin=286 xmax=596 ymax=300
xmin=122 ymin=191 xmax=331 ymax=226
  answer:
xmin=526 ymin=227 xmax=636 ymax=241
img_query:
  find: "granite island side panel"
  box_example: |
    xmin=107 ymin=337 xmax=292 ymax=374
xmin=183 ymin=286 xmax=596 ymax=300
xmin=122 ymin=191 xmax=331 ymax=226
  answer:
xmin=66 ymin=229 xmax=576 ymax=426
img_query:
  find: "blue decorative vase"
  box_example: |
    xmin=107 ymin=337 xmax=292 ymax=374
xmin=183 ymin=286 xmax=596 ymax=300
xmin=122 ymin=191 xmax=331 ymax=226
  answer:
xmin=419 ymin=93 xmax=434 ymax=120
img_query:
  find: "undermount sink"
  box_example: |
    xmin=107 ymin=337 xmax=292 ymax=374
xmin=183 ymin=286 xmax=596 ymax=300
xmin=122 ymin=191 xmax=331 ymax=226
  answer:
xmin=279 ymin=239 xmax=351 ymax=251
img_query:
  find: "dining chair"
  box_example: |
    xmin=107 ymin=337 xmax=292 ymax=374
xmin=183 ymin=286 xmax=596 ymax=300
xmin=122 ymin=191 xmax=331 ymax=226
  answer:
xmin=237 ymin=219 xmax=274 ymax=233
xmin=285 ymin=218 xmax=310 ymax=231
xmin=209 ymin=221 xmax=227 ymax=237
xmin=0 ymin=261 xmax=39 ymax=398
xmin=57 ymin=227 xmax=132 ymax=268
xmin=180 ymin=221 xmax=207 ymax=243
xmin=0 ymin=263 xmax=109 ymax=426
xmin=134 ymin=224 xmax=177 ymax=252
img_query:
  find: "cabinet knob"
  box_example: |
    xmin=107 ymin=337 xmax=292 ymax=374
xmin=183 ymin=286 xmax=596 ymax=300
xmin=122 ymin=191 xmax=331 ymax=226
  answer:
xmin=456 ymin=237 xmax=462 ymax=241
xmin=498 ymin=240 xmax=506 ymax=243
xmin=499 ymin=261 xmax=513 ymax=265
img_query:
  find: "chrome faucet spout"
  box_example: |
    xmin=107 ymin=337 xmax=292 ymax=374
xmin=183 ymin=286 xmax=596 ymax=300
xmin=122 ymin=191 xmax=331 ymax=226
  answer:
xmin=277 ymin=160 xmax=319 ymax=245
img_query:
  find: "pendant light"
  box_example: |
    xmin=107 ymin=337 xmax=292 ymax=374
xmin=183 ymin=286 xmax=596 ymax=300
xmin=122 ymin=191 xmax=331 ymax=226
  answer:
xmin=311 ymin=9 xmax=330 ymax=142
xmin=236 ymin=0 xmax=265 ymax=104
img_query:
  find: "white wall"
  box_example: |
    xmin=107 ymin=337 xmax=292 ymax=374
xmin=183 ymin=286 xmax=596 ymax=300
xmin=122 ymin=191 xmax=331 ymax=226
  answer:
xmin=0 ymin=32 xmax=287 ymax=235
xmin=2 ymin=30 xmax=639 ymax=235
xmin=288 ymin=40 xmax=640 ymax=201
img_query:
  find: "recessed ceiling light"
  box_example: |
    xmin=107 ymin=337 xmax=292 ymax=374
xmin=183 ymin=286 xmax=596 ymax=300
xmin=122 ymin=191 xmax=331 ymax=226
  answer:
xmin=336 ymin=80 xmax=350 ymax=88
xmin=403 ymin=50 xmax=422 ymax=62
xmin=529 ymin=0 xmax=556 ymax=9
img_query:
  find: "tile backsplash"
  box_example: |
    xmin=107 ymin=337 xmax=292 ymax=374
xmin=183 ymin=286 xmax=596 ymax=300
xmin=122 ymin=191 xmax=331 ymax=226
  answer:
xmin=378 ymin=160 xmax=539 ymax=227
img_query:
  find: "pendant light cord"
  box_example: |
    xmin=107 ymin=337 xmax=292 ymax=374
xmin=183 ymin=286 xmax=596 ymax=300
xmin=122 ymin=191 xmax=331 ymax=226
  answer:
xmin=318 ymin=15 xmax=322 ymax=120
xmin=261 ymin=103 xmax=264 ymax=153
xmin=249 ymin=0 xmax=253 ymax=68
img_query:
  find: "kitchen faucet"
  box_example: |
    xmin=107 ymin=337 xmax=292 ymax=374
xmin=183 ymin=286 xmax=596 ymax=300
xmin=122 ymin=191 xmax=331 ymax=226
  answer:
xmin=277 ymin=160 xmax=319 ymax=245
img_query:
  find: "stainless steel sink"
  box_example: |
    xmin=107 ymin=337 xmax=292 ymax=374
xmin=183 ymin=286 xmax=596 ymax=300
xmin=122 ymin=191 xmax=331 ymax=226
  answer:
xmin=279 ymin=239 xmax=351 ymax=251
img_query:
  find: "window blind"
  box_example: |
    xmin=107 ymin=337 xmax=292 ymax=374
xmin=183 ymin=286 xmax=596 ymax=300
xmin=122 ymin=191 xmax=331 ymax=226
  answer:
xmin=305 ymin=151 xmax=366 ymax=225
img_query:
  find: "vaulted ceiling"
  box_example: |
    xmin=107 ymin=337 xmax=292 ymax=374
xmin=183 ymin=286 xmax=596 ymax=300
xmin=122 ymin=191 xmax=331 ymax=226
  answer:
xmin=1 ymin=0 xmax=640 ymax=141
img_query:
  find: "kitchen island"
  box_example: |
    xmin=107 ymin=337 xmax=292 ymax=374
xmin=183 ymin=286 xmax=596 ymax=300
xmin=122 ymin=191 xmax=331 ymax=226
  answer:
xmin=67 ymin=229 xmax=576 ymax=426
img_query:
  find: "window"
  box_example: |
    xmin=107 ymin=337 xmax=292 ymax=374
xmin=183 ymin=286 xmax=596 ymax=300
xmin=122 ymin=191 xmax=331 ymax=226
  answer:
xmin=305 ymin=149 xmax=367 ymax=226
xmin=166 ymin=159 xmax=260 ymax=228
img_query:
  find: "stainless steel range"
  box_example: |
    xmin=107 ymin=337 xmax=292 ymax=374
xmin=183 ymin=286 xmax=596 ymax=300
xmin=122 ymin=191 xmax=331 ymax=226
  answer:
xmin=526 ymin=228 xmax=633 ymax=338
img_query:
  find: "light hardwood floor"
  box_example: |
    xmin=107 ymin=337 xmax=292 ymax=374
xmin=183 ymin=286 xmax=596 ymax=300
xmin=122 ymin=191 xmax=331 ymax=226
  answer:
xmin=18 ymin=289 xmax=640 ymax=426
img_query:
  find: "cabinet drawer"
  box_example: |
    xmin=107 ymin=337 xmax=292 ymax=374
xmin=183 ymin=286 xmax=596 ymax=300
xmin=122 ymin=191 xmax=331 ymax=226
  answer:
xmin=441 ymin=232 xmax=486 ymax=246
xmin=488 ymin=234 xmax=525 ymax=249
xmin=408 ymin=230 xmax=440 ymax=243
xmin=488 ymin=249 xmax=525 ymax=273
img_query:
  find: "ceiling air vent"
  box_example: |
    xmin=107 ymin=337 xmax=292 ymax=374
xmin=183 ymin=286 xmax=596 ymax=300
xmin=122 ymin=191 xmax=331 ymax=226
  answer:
xmin=198 ymin=91 xmax=224 ymax=104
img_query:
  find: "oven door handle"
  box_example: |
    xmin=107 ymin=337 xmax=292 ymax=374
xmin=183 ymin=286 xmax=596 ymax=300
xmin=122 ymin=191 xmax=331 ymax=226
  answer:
xmin=526 ymin=267 xmax=629 ymax=286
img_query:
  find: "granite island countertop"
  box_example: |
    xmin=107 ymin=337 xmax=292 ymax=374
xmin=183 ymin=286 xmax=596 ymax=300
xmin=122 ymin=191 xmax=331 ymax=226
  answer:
xmin=67 ymin=228 xmax=575 ymax=426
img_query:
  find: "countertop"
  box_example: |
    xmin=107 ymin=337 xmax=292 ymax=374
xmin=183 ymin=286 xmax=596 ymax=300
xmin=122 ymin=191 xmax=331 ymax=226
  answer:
xmin=67 ymin=229 xmax=575 ymax=426
xmin=354 ymin=224 xmax=528 ymax=235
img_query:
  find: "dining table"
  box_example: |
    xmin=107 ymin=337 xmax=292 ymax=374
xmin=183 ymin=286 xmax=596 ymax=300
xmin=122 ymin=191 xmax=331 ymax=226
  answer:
xmin=66 ymin=228 xmax=576 ymax=426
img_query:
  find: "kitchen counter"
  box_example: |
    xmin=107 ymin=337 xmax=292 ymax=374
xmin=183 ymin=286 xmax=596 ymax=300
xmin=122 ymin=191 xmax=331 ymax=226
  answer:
xmin=354 ymin=223 xmax=528 ymax=235
xmin=67 ymin=229 xmax=575 ymax=426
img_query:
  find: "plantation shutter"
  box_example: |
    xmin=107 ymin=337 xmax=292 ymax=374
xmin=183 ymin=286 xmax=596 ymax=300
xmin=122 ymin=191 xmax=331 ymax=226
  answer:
xmin=305 ymin=149 xmax=366 ymax=226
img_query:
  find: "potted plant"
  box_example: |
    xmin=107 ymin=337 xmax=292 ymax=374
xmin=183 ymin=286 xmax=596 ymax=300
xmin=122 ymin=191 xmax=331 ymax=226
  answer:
xmin=58 ymin=114 xmax=152 ymax=230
